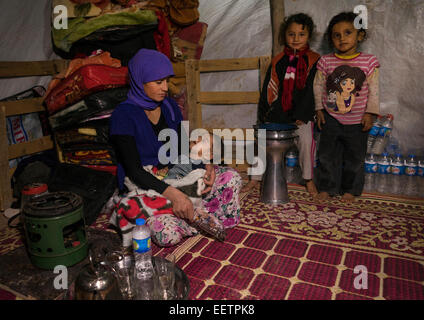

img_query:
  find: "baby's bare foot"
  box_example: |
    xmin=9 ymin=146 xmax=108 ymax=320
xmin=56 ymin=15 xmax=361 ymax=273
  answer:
xmin=305 ymin=180 xmax=318 ymax=196
xmin=341 ymin=193 xmax=356 ymax=203
xmin=316 ymin=192 xmax=330 ymax=201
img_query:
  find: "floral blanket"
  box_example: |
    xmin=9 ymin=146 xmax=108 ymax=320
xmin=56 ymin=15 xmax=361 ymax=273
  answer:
xmin=109 ymin=167 xmax=229 ymax=247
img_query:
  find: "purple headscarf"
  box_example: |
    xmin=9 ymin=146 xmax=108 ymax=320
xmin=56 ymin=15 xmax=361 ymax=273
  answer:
xmin=126 ymin=49 xmax=175 ymax=110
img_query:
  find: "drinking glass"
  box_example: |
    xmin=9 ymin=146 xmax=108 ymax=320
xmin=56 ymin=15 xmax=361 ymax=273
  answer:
xmin=154 ymin=254 xmax=176 ymax=300
xmin=105 ymin=251 xmax=136 ymax=300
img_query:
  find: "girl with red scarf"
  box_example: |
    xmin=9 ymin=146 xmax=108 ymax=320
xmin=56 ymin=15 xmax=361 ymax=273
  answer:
xmin=242 ymin=13 xmax=320 ymax=195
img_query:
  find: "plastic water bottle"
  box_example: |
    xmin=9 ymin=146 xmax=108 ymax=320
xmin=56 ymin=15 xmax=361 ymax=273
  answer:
xmin=286 ymin=150 xmax=298 ymax=167
xmin=377 ymin=153 xmax=391 ymax=175
xmin=418 ymin=158 xmax=424 ymax=178
xmin=367 ymin=116 xmax=383 ymax=154
xmin=391 ymin=153 xmax=405 ymax=176
xmin=405 ymin=154 xmax=418 ymax=177
xmin=364 ymin=154 xmax=378 ymax=192
xmin=285 ymin=150 xmax=299 ymax=183
xmin=132 ymin=218 xmax=155 ymax=300
xmin=379 ymin=114 xmax=394 ymax=138
xmin=404 ymin=155 xmax=419 ymax=197
xmin=418 ymin=158 xmax=424 ymax=197
xmin=390 ymin=153 xmax=404 ymax=195
xmin=372 ymin=115 xmax=394 ymax=155
xmin=376 ymin=153 xmax=391 ymax=194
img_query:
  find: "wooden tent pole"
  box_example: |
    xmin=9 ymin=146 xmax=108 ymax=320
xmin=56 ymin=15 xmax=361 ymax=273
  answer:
xmin=270 ymin=0 xmax=285 ymax=57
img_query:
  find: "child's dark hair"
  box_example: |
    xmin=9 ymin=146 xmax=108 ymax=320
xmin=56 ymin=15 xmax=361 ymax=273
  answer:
xmin=326 ymin=12 xmax=367 ymax=49
xmin=326 ymin=65 xmax=366 ymax=95
xmin=278 ymin=13 xmax=315 ymax=46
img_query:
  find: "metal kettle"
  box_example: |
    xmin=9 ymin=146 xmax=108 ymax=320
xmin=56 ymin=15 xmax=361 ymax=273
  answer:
xmin=75 ymin=249 xmax=123 ymax=300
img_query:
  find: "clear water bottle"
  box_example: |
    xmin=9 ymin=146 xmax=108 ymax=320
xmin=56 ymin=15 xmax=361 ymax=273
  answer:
xmin=379 ymin=114 xmax=394 ymax=138
xmin=390 ymin=153 xmax=404 ymax=195
xmin=418 ymin=158 xmax=424 ymax=178
xmin=405 ymin=154 xmax=418 ymax=177
xmin=418 ymin=158 xmax=424 ymax=197
xmin=365 ymin=154 xmax=378 ymax=174
xmin=367 ymin=116 xmax=383 ymax=154
xmin=372 ymin=115 xmax=394 ymax=155
xmin=364 ymin=154 xmax=377 ymax=192
xmin=132 ymin=218 xmax=155 ymax=300
xmin=376 ymin=153 xmax=391 ymax=194
xmin=404 ymin=154 xmax=419 ymax=197
xmin=391 ymin=153 xmax=405 ymax=176
xmin=285 ymin=150 xmax=300 ymax=183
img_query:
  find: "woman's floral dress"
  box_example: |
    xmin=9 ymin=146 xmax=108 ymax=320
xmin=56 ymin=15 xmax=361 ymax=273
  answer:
xmin=109 ymin=165 xmax=242 ymax=247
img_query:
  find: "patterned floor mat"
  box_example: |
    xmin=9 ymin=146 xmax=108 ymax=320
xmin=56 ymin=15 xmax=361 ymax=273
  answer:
xmin=1 ymin=184 xmax=423 ymax=300
xmin=174 ymin=185 xmax=424 ymax=300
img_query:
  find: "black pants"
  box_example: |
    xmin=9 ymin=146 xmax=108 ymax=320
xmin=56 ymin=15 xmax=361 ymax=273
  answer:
xmin=317 ymin=112 xmax=368 ymax=196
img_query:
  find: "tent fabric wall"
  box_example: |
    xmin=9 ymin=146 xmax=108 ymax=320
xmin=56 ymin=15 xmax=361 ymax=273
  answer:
xmin=199 ymin=0 xmax=424 ymax=155
xmin=198 ymin=0 xmax=272 ymax=130
xmin=0 ymin=0 xmax=60 ymax=100
xmin=0 ymin=0 xmax=423 ymax=153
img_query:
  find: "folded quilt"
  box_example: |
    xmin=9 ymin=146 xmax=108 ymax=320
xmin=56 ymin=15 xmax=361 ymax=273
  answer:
xmin=54 ymin=125 xmax=110 ymax=147
xmin=46 ymin=51 xmax=122 ymax=96
xmin=81 ymin=164 xmax=117 ymax=175
xmin=60 ymin=144 xmax=116 ymax=166
xmin=171 ymin=22 xmax=207 ymax=62
xmin=52 ymin=0 xmax=149 ymax=18
xmin=52 ymin=8 xmax=157 ymax=52
xmin=52 ymin=0 xmax=113 ymax=18
xmin=48 ymin=87 xmax=128 ymax=130
xmin=44 ymin=64 xmax=128 ymax=115
xmin=69 ymin=23 xmax=158 ymax=65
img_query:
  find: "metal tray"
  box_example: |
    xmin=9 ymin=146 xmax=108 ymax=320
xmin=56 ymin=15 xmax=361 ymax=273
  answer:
xmin=62 ymin=255 xmax=190 ymax=300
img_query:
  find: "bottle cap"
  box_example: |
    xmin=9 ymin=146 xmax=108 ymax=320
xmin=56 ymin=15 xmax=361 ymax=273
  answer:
xmin=135 ymin=218 xmax=146 ymax=226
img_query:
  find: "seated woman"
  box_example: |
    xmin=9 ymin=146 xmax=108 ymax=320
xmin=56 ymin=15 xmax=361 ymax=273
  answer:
xmin=109 ymin=49 xmax=242 ymax=247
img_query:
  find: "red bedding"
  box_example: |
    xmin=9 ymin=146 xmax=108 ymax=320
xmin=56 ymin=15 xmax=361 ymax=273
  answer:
xmin=44 ymin=64 xmax=128 ymax=115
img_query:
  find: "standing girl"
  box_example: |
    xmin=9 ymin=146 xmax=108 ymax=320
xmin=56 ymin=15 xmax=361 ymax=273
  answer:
xmin=314 ymin=11 xmax=380 ymax=202
xmin=242 ymin=13 xmax=320 ymax=195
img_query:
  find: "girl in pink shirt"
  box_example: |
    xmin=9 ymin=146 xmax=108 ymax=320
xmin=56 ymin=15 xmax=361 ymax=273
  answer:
xmin=314 ymin=12 xmax=380 ymax=202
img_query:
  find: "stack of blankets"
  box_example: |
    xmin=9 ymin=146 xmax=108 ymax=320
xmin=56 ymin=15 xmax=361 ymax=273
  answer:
xmin=44 ymin=51 xmax=129 ymax=175
xmin=52 ymin=0 xmax=160 ymax=65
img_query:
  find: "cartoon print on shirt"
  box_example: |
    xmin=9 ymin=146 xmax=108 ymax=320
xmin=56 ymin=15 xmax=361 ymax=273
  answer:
xmin=326 ymin=64 xmax=366 ymax=114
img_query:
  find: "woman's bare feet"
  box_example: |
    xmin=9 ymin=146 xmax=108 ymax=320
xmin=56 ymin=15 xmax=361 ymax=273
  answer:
xmin=341 ymin=193 xmax=356 ymax=203
xmin=316 ymin=192 xmax=330 ymax=201
xmin=305 ymin=180 xmax=318 ymax=196
xmin=241 ymin=180 xmax=259 ymax=193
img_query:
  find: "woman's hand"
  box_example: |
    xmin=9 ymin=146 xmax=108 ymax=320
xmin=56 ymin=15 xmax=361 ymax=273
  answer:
xmin=162 ymin=186 xmax=194 ymax=222
xmin=362 ymin=113 xmax=374 ymax=132
xmin=201 ymin=164 xmax=216 ymax=195
xmin=316 ymin=110 xmax=326 ymax=130
xmin=295 ymin=120 xmax=305 ymax=126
